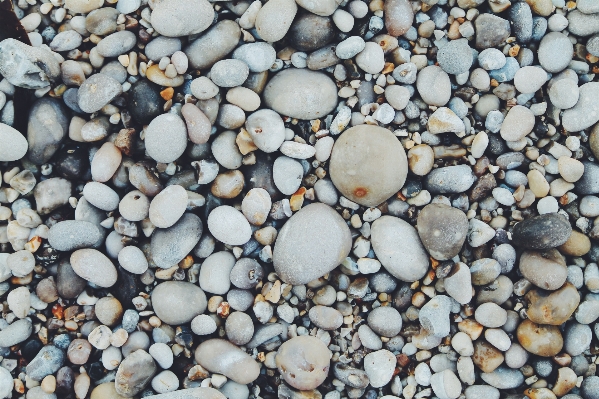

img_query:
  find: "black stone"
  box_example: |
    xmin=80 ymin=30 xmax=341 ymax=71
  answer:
xmin=21 ymin=339 xmax=43 ymax=361
xmin=512 ymin=213 xmax=572 ymax=249
xmin=114 ymin=266 xmax=142 ymax=309
xmin=243 ymin=153 xmax=281 ymax=201
xmin=287 ymin=13 xmax=335 ymax=52
xmin=55 ymin=145 xmax=89 ymax=180
xmin=127 ymin=80 xmax=165 ymax=125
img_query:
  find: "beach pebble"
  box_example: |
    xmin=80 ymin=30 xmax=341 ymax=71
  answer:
xmin=77 ymin=74 xmax=122 ymax=114
xmin=208 ymin=206 xmax=252 ymax=246
xmin=70 ymin=249 xmax=117 ymax=288
xmin=145 ymin=114 xmax=188 ymax=164
xmin=363 ymin=350 xmax=396 ymax=388
xmin=151 ymin=0 xmax=213 ymax=37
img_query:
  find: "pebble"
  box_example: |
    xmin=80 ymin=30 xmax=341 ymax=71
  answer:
xmin=417 ymin=204 xmax=468 ymax=260
xmin=549 ymin=78 xmax=579 ymax=110
xmin=475 ymin=303 xmax=507 ymax=328
xmin=27 ymin=98 xmax=68 ymax=165
xmin=355 ymin=42 xmax=385 ymax=74
xmin=520 ymin=249 xmax=567 ymax=290
xmin=115 ymin=349 xmax=157 ymax=397
xmin=416 ymin=66 xmax=451 ymax=106
xmin=70 ymin=249 xmax=117 ymax=288
xmin=367 ymin=306 xmax=402 ymax=337
xmin=437 ymin=39 xmax=473 ymax=75
xmin=512 ymin=213 xmax=572 ymax=249
xmin=430 ymin=369 xmax=461 ymax=399
xmin=385 ymin=0 xmax=413 ymax=36
xmin=195 ymin=339 xmax=260 ymax=384
xmin=145 ymin=114 xmax=188 ymax=164
xmin=363 ymin=350 xmax=396 ymax=388
xmin=425 ymin=165 xmax=476 ymax=194
xmin=562 ymin=82 xmax=599 ymax=132
xmin=255 ymin=0 xmax=297 ymax=42
xmin=151 ymin=213 xmax=203 ymax=268
xmin=517 ymin=319 xmax=563 ymax=356
xmin=151 ymin=0 xmax=213 ymax=37
xmin=232 ymin=43 xmax=277 ymax=73
xmin=0 ymin=319 xmax=32 ymax=347
xmin=207 ymin=206 xmax=252 ymax=246
xmin=245 ymin=109 xmax=285 ymax=153
xmin=77 ymin=73 xmax=122 ymax=114
xmin=210 ymin=60 xmax=249 ymax=88
xmin=48 ymin=221 xmax=102 ymax=252
xmin=427 ymin=107 xmax=465 ymax=135
xmin=96 ymin=31 xmax=136 ymax=58
xmin=273 ymin=203 xmax=351 ymax=285
xmin=329 ymin=125 xmax=407 ymax=206
xmin=273 ymin=156 xmax=303 ymax=195
xmin=499 ymin=105 xmax=535 ymax=142
xmin=185 ymin=20 xmax=241 ymax=70
xmin=0 ymin=39 xmax=60 ymax=89
xmin=0 ymin=123 xmax=28 ymax=162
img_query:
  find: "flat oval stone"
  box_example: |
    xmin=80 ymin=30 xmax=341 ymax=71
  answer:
xmin=263 ymin=68 xmax=338 ymax=120
xmin=48 ymin=221 xmax=102 ymax=252
xmin=273 ymin=203 xmax=352 ymax=285
xmin=245 ymin=109 xmax=285 ymax=153
xmin=538 ymin=32 xmax=573 ymax=73
xmin=149 ymin=185 xmax=188 ymax=229
xmin=500 ymin=105 xmax=535 ymax=142
xmin=0 ymin=319 xmax=32 ymax=347
xmin=181 ymin=103 xmax=211 ymax=144
xmin=517 ymin=319 xmax=563 ymax=357
xmin=70 ymin=249 xmax=118 ymax=288
xmin=385 ymin=0 xmax=413 ymax=36
xmin=96 ymin=30 xmax=137 ymax=57
xmin=424 ymin=165 xmax=476 ymax=194
xmin=207 ymin=205 xmax=252 ymax=246
xmin=232 ymin=43 xmax=277 ymax=73
xmin=151 ymin=281 xmax=207 ymax=325
xmin=371 ymin=215 xmax=429 ymax=282
xmin=0 ymin=123 xmax=28 ymax=162
xmin=526 ymin=283 xmax=580 ymax=325
xmin=255 ymin=0 xmax=297 ymax=42
xmin=77 ymin=73 xmax=123 ymax=114
xmin=296 ymin=0 xmax=338 ymax=15
xmin=275 ymin=336 xmax=331 ymax=390
xmin=145 ymin=113 xmax=188 ymax=164
xmin=115 ymin=349 xmax=157 ymax=397
xmin=151 ymin=213 xmax=203 ymax=268
xmin=288 ymin=13 xmax=335 ymax=52
xmin=151 ymin=0 xmax=213 ymax=37
xmin=416 ymin=66 xmax=451 ymax=106
xmin=519 ymin=249 xmax=567 ymax=291
xmin=512 ymin=213 xmax=572 ymax=249
xmin=562 ymin=82 xmax=599 ymax=132
xmin=138 ymin=388 xmax=226 ymax=399
xmin=329 ymin=125 xmax=408 ymax=207
xmin=27 ymin=98 xmax=68 ymax=165
xmin=127 ymin=80 xmax=165 ymax=125
xmin=417 ymin=204 xmax=468 ymax=261
xmin=184 ymin=20 xmax=241 ymax=70
xmin=195 ymin=339 xmax=260 ymax=384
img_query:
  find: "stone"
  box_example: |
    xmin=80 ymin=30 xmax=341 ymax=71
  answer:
xmin=255 ymin=0 xmax=297 ymax=42
xmin=0 ymin=39 xmax=60 ymax=89
xmin=77 ymin=73 xmax=122 ymax=114
xmin=27 ymin=98 xmax=68 ymax=165
xmin=151 ymin=281 xmax=207 ymax=325
xmin=0 ymin=318 xmax=32 ymax=347
xmin=210 ymin=59 xmax=249 ymax=88
xmin=437 ymin=39 xmax=473 ymax=75
xmin=276 ymin=336 xmax=331 ymax=390
xmin=512 ymin=214 xmax=572 ymax=249
xmin=96 ymin=31 xmax=137 ymax=58
xmin=70 ymin=249 xmax=117 ymax=288
xmin=288 ymin=14 xmax=335 ymax=52
xmin=0 ymin=123 xmax=27 ymax=162
xmin=273 ymin=203 xmax=351 ymax=285
xmin=91 ymin=142 xmax=122 ymax=183
xmin=417 ymin=204 xmax=468 ymax=260
xmin=416 ymin=66 xmax=451 ymax=106
xmin=424 ymin=165 xmax=476 ymax=194
xmin=367 ymin=306 xmax=402 ymax=337
xmin=245 ymin=109 xmax=285 ymax=153
xmin=371 ymin=215 xmax=429 ymax=282
xmin=525 ymin=283 xmax=580 ymax=325
xmin=145 ymin=114 xmax=188 ymax=164
xmin=549 ymin=78 xmax=579 ymax=110
xmin=475 ymin=14 xmax=510 ymax=49
xmin=500 ymin=105 xmax=535 ymax=142
xmin=184 ymin=20 xmax=241 ymax=70
xmin=567 ymin=10 xmax=599 ymax=37
xmin=430 ymin=370 xmax=461 ymax=399
xmin=538 ymin=32 xmax=573 ymax=73
xmin=115 ymin=350 xmax=157 ymax=397
xmin=48 ymin=221 xmax=102 ymax=252
xmin=563 ymin=82 xmax=599 ymax=132
xmin=207 ymin=206 xmax=252 ymax=246
xmin=355 ymin=42 xmax=385 ymax=74
xmin=514 ymin=66 xmax=547 ymax=94
xmin=517 ymin=319 xmax=563 ymax=357
xmin=27 ymin=345 xmax=65 ymax=381
xmin=232 ymin=43 xmax=277 ymax=73
xmin=151 ymin=213 xmax=203 ymax=268
xmin=427 ymin=107 xmax=465 ymax=135
xmin=195 ymin=339 xmax=260 ymax=384
xmin=384 ymin=0 xmax=413 ymax=36
xmin=241 ymin=188 xmax=271 ymax=226
xmin=520 ymin=249 xmax=567 ymax=291
xmin=151 ymin=0 xmax=213 ymax=37
xmin=127 ymin=80 xmax=165 ymax=125
xmin=263 ymin=68 xmax=338 ymax=120
xmin=329 ymin=125 xmax=407 ymax=207
xmin=363 ymin=350 xmax=396 ymax=388
xmin=149 ymin=185 xmax=188 ymax=229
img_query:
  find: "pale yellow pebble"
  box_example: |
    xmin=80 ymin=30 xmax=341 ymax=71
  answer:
xmin=557 ymin=157 xmax=584 ymax=183
xmin=41 ymin=375 xmax=56 ymax=394
xmin=528 ymin=169 xmax=550 ymax=198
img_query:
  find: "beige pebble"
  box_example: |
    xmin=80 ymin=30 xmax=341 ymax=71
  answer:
xmin=41 ymin=375 xmax=56 ymax=394
xmin=557 ymin=157 xmax=584 ymax=183
xmin=527 ymin=170 xmax=549 ymax=198
xmin=407 ymin=144 xmax=434 ymax=176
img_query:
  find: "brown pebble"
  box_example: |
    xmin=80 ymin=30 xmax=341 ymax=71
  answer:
xmin=517 ymin=319 xmax=563 ymax=357
xmin=67 ymin=338 xmax=92 ymax=365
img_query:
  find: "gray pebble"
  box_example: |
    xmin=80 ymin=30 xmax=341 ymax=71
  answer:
xmin=232 ymin=43 xmax=276 ymax=73
xmin=210 ymin=59 xmax=249 ymax=88
xmin=437 ymin=39 xmax=473 ymax=75
xmin=96 ymin=30 xmax=137 ymax=58
xmin=77 ymin=73 xmax=122 ymax=114
xmin=151 ymin=213 xmax=203 ymax=268
xmin=48 ymin=220 xmax=102 ymax=252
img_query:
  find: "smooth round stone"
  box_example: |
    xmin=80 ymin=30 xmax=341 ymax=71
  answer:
xmin=477 ymin=48 xmax=506 ymax=70
xmin=538 ymin=32 xmax=573 ymax=73
xmin=212 ymin=130 xmax=243 ymax=170
xmin=96 ymin=30 xmax=136 ymax=57
xmin=195 ymin=339 xmax=260 ymax=384
xmin=512 ymin=213 xmax=572 ymax=249
xmin=475 ymin=303 xmax=507 ymax=328
xmin=7 ymin=286 xmax=29 ymax=319
xmin=184 ymin=20 xmax=241 ymax=70
xmin=471 ymin=258 xmax=501 ymax=286
xmin=27 ymin=98 xmax=68 ymax=165
xmin=232 ymin=43 xmax=277 ymax=73
xmin=145 ymin=36 xmax=182 ymax=62
xmin=276 ymin=336 xmax=331 ymax=390
xmin=241 ymin=188 xmax=271 ymax=226
xmin=517 ymin=319 xmax=563 ymax=356
xmin=385 ymin=0 xmax=413 ymax=36
xmin=83 ymin=182 xmax=119 ymax=211
xmin=417 ymin=203 xmax=468 ymax=261
xmin=437 ymin=39 xmax=473 ymax=75
xmin=563 ymin=82 xmax=599 ymax=132
xmin=230 ymin=258 xmax=263 ymax=290
xmin=85 ymin=8 xmax=119 ymax=35
xmin=190 ymin=77 xmax=219 ymax=101
xmin=549 ymin=78 xmax=579 ymax=110
xmin=255 ymin=0 xmax=297 ymax=42
xmin=70 ymin=249 xmax=118 ymax=288
xmin=520 ymin=249 xmax=567 ymax=290
xmin=245 ymin=109 xmax=285 ymax=153
xmin=225 ymin=312 xmax=254 ymax=345
xmin=127 ymin=80 xmax=165 ymax=125
xmin=0 ymin=123 xmax=27 ymax=162
xmin=513 ymin=66 xmax=547 ymax=94
xmin=145 ymin=114 xmax=188 ymax=164
xmin=431 ymin=369 xmax=461 ymax=399
xmin=118 ymin=246 xmax=148 ymax=275
xmin=199 ymin=251 xmax=235 ymax=295
xmin=363 ymin=350 xmax=396 ymax=388
xmin=115 ymin=349 xmax=157 ymax=397
xmin=151 ymin=281 xmax=206 ymax=325
xmin=417 ymin=66 xmax=451 ymax=106
xmin=288 ymin=13 xmax=335 ymax=52
xmin=151 ymin=213 xmax=203 ymax=268
xmin=371 ymin=215 xmax=429 ymax=282
xmin=329 ymin=125 xmax=407 ymax=207
xmin=152 ymin=370 xmax=179 ymax=394
xmin=48 ymin=221 xmax=101 ymax=252
xmin=355 ymin=42 xmax=385 ymax=74
xmin=77 ymin=73 xmax=122 ymax=114
xmin=500 ymin=105 xmax=535 ymax=142
xmin=385 ymin=85 xmax=410 ymax=110
xmin=94 ymin=296 xmax=123 ymax=326
xmin=263 ymin=68 xmax=338 ymax=120
xmin=190 ymin=314 xmax=217 ymax=336
xmin=564 ymin=323 xmax=592 ymax=357
xmin=91 ymin=142 xmax=122 ymax=183
xmin=226 ymin=87 xmax=261 ymax=112
xmin=50 ymin=30 xmax=82 ymax=52
xmin=149 ymin=185 xmax=188 ymax=229
xmin=210 ymin=59 xmax=249 ymax=88
xmin=273 ymin=203 xmax=351 ymax=285
xmin=0 ymin=318 xmax=32 ymax=347
xmin=367 ymin=306 xmax=402 ymax=337
xmin=444 ymin=262 xmax=473 ymax=305
xmin=119 ymin=190 xmax=150 ymax=222
xmin=149 ymin=343 xmax=173 ymax=369
xmin=309 ymin=305 xmax=343 ymax=330
xmin=151 ymin=0 xmax=213 ymax=37
xmin=207 ymin=206 xmax=252 ymax=246
xmin=424 ymin=165 xmax=476 ymax=194
xmin=273 ymin=156 xmax=303 ymax=195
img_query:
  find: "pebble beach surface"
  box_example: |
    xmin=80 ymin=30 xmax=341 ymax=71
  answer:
xmin=1 ymin=0 xmax=599 ymax=399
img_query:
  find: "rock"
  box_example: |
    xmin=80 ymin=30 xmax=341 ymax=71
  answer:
xmin=225 ymin=312 xmax=254 ymax=345
xmin=416 ymin=66 xmax=451 ymax=106
xmin=384 ymin=0 xmax=413 ymax=36
xmin=273 ymin=203 xmax=351 ymax=284
xmin=549 ymin=78 xmax=579 ymax=110
xmin=241 ymin=188 xmax=271 ymax=225
xmin=424 ymin=165 xmax=476 ymax=194
xmin=525 ymin=283 xmax=580 ymax=325
xmin=96 ymin=31 xmax=137 ymax=58
xmin=329 ymin=125 xmax=407 ymax=206
xmin=127 ymin=80 xmax=165 ymax=125
xmin=83 ymin=182 xmax=119 ymax=211
xmin=151 ymin=281 xmax=207 ymax=325
xmin=210 ymin=59 xmax=249 ymax=88
xmin=478 ymin=49 xmax=506 ymax=71
xmin=48 ymin=221 xmax=102 ymax=252
xmin=568 ymin=10 xmax=599 ymax=37
xmin=419 ymin=295 xmax=453 ymax=337
xmin=563 ymin=322 xmax=592 ymax=356
xmin=480 ymin=367 xmax=524 ymax=389
xmin=417 ymin=204 xmax=468 ymax=260
xmin=563 ymin=83 xmax=599 ymax=132
xmin=232 ymin=43 xmax=277 ymax=73
xmin=199 ymin=251 xmax=235 ymax=295
xmin=77 ymin=73 xmax=122 ymax=114
xmin=255 ymin=0 xmax=297 ymax=42
xmin=212 ymin=130 xmax=243 ymax=170
xmin=27 ymin=98 xmax=68 ymax=165
xmin=538 ymin=32 xmax=573 ymax=73
xmin=288 ymin=14 xmax=335 ymax=52
xmin=56 ymin=260 xmax=86 ymax=300
xmin=69 ymin=248 xmax=117 ymax=288
xmin=149 ymin=185 xmax=188 ymax=229
xmin=0 ymin=39 xmax=60 ymax=89
xmin=438 ymin=39 xmax=473 ymax=75
xmin=0 ymin=123 xmax=28 ymax=162
xmin=181 ymin=103 xmax=212 ymax=145
xmin=195 ymin=339 xmax=260 ymax=384
xmin=91 ymin=142 xmax=122 ymax=183
xmin=512 ymin=213 xmax=572 ymax=249
xmin=85 ymin=7 xmax=119 ymax=35
xmin=115 ymin=350 xmax=157 ymax=397
xmin=427 ymin=107 xmax=465 ymax=135
xmin=444 ymin=262 xmax=473 ymax=305
xmin=151 ymin=213 xmax=203 ymax=268
xmin=145 ymin=114 xmax=188 ymax=164
xmin=371 ymin=215 xmax=429 ymax=282
xmin=245 ymin=109 xmax=285 ymax=153
xmin=207 ymin=206 xmax=252 ymax=246
xmin=27 ymin=345 xmax=64 ymax=381
xmin=363 ymin=350 xmax=396 ymax=388
xmin=7 ymin=286 xmax=29 ymax=318
xmin=355 ymin=42 xmax=385 ymax=74
xmin=151 ymin=0 xmax=213 ymax=37
xmin=514 ymin=66 xmax=547 ymax=94
xmin=517 ymin=319 xmax=563 ymax=357
xmin=0 ymin=318 xmax=32 ymax=347
xmin=367 ymin=306 xmax=402 ymax=337
xmin=137 ymin=388 xmax=226 ymax=399
xmin=475 ymin=14 xmax=511 ymax=49
xmin=184 ymin=20 xmax=241 ymax=70
xmin=430 ymin=370 xmax=461 ymax=399
xmin=263 ymin=68 xmax=338 ymax=120
xmin=500 ymin=105 xmax=535 ymax=142
xmin=519 ymin=249 xmax=567 ymax=291
xmin=276 ymin=336 xmax=331 ymax=390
